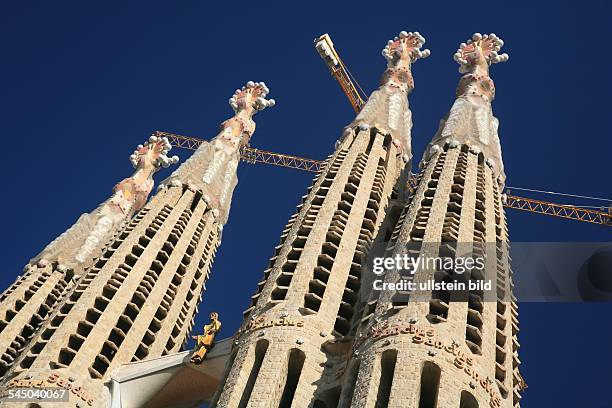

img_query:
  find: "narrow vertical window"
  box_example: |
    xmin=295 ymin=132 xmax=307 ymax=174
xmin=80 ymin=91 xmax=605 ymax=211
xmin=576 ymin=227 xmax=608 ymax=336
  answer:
xmin=279 ymin=349 xmax=306 ymax=408
xmin=375 ymin=350 xmax=398 ymax=408
xmin=418 ymin=361 xmax=441 ymax=408
xmin=459 ymin=390 xmax=478 ymax=408
xmin=238 ymin=340 xmax=269 ymax=408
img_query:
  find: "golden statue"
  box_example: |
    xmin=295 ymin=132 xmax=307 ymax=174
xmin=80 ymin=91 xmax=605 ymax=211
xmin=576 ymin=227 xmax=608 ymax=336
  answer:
xmin=190 ymin=312 xmax=221 ymax=364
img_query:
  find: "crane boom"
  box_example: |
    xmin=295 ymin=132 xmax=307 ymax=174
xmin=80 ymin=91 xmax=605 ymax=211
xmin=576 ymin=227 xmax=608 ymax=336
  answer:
xmin=154 ymin=131 xmax=324 ymax=172
xmin=504 ymin=195 xmax=610 ymax=226
xmin=157 ymin=131 xmax=611 ymax=227
xmin=314 ymin=34 xmax=366 ymax=113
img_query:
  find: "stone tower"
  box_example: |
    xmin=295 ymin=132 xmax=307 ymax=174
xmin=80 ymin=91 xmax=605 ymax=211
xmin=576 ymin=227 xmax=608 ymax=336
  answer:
xmin=0 ymin=81 xmax=275 ymax=407
xmin=213 ymin=31 xmax=430 ymax=408
xmin=347 ymin=34 xmax=521 ymax=408
xmin=0 ymin=136 xmax=178 ymax=379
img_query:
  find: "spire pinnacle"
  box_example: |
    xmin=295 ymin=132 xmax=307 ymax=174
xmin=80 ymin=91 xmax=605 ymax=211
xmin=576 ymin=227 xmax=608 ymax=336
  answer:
xmin=229 ymin=81 xmax=275 ymax=115
xmin=452 ymin=33 xmax=509 ymax=102
xmin=423 ymin=33 xmax=509 ymax=183
xmin=379 ymin=31 xmax=430 ymax=92
xmin=453 ymin=33 xmax=509 ymax=74
xmin=382 ymin=31 xmax=431 ymax=66
xmin=114 ymin=136 xmax=179 ymax=216
xmin=349 ymin=31 xmax=429 ymax=164
xmin=130 ymin=135 xmax=179 ymax=169
xmin=223 ymin=81 xmax=275 ymax=144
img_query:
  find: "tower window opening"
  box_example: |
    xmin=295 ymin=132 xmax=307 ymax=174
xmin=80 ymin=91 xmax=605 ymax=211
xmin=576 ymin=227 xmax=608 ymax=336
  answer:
xmin=418 ymin=361 xmax=441 ymax=408
xmin=459 ymin=390 xmax=478 ymax=408
xmin=238 ymin=339 xmax=269 ymax=408
xmin=279 ymin=348 xmax=306 ymax=408
xmin=375 ymin=349 xmax=397 ymax=408
xmin=57 ymin=348 xmax=75 ymax=366
xmin=76 ymin=321 xmax=93 ymax=337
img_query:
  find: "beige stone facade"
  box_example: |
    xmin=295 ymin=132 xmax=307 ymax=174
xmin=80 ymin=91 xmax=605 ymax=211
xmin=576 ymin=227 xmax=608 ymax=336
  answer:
xmin=0 ymin=32 xmax=523 ymax=408
xmin=1 ymin=186 xmax=219 ymax=407
xmin=348 ymin=145 xmax=519 ymax=408
xmin=0 ymin=82 xmax=274 ymax=407
xmin=212 ymin=32 xmax=430 ymax=408
xmin=212 ymin=32 xmax=522 ymax=408
xmin=0 ymin=260 xmax=75 ymax=379
xmin=344 ymin=33 xmax=520 ymax=408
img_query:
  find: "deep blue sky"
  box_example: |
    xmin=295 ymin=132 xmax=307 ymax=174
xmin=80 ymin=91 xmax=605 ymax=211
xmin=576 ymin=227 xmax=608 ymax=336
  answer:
xmin=1 ymin=1 xmax=610 ymax=406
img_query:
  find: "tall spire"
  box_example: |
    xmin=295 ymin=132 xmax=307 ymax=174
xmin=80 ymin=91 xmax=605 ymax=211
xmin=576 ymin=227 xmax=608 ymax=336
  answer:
xmin=347 ymin=34 xmax=519 ymax=408
xmin=350 ymin=31 xmax=430 ymax=163
xmin=164 ymin=81 xmax=274 ymax=224
xmin=212 ymin=32 xmax=428 ymax=408
xmin=0 ymin=137 xmax=177 ymax=379
xmin=0 ymin=83 xmax=274 ymax=406
xmin=425 ymin=33 xmax=509 ymax=184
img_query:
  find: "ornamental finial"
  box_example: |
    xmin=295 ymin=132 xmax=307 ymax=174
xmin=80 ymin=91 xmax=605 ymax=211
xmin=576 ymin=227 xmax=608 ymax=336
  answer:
xmin=382 ymin=31 xmax=431 ymax=66
xmin=229 ymin=81 xmax=275 ymax=114
xmin=453 ymin=33 xmax=509 ymax=73
xmin=130 ymin=135 xmax=179 ymax=169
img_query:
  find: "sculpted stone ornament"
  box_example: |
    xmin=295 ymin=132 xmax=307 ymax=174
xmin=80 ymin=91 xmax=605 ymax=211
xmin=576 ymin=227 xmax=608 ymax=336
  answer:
xmin=351 ymin=31 xmax=430 ymax=161
xmin=190 ymin=312 xmax=222 ymax=364
xmin=124 ymin=135 xmax=179 ymax=211
xmin=164 ymin=81 xmax=275 ymax=224
xmin=33 ymin=137 xmax=178 ymax=269
xmin=227 ymin=81 xmax=275 ymax=143
xmin=381 ymin=31 xmax=430 ymax=92
xmin=454 ymin=33 xmax=508 ymax=101
xmin=425 ymin=33 xmax=509 ymax=183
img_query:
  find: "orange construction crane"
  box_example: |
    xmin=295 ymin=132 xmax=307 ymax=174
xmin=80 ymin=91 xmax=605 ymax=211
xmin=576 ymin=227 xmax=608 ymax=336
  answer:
xmin=157 ymin=131 xmax=611 ymax=227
